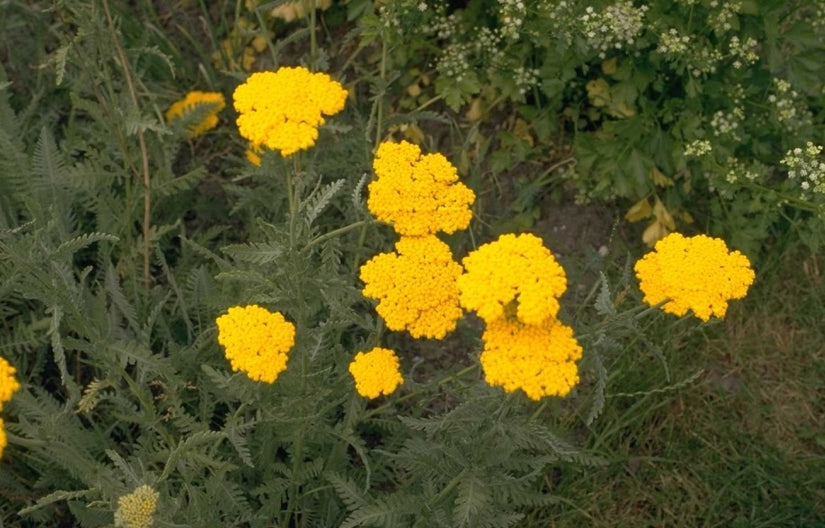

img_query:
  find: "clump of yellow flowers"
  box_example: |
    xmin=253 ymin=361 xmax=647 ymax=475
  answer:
xmin=165 ymin=91 xmax=226 ymax=138
xmin=368 ymin=140 xmax=476 ymax=237
xmin=215 ymin=305 xmax=296 ymax=383
xmin=634 ymin=232 xmax=755 ymax=321
xmin=232 ymin=67 xmax=348 ymax=157
xmin=0 ymin=356 xmax=20 ymax=461
xmin=114 ymin=484 xmax=159 ymax=528
xmin=360 ymin=236 xmax=464 ymax=339
xmin=458 ymin=233 xmax=582 ymax=400
xmin=348 ymin=347 xmax=404 ymax=399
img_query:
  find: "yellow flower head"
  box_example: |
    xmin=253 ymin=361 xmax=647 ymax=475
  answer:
xmin=0 ymin=356 xmax=20 ymax=411
xmin=216 ymin=305 xmax=296 ymax=383
xmin=634 ymin=233 xmax=755 ymax=321
xmin=481 ymin=318 xmax=582 ymax=400
xmin=232 ymin=67 xmax=348 ymax=157
xmin=0 ymin=417 xmax=6 ymax=461
xmin=457 ymin=233 xmax=567 ymax=325
xmin=348 ymin=347 xmax=404 ymax=399
xmin=165 ymin=91 xmax=226 ymax=138
xmin=114 ymin=484 xmax=159 ymax=528
xmin=360 ymin=236 xmax=464 ymax=339
xmin=368 ymin=141 xmax=476 ymax=236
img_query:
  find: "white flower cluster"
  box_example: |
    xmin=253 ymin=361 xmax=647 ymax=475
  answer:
xmin=781 ymin=142 xmax=825 ymax=195
xmin=710 ymin=106 xmax=744 ymax=139
xmin=728 ymin=35 xmax=758 ymax=69
xmin=708 ymin=0 xmax=742 ymax=34
xmin=768 ymin=78 xmax=811 ymax=128
xmin=684 ymin=139 xmax=712 ymax=158
xmin=539 ymin=0 xmax=576 ymax=44
xmin=513 ymin=65 xmax=540 ymax=95
xmin=581 ymin=2 xmax=649 ymax=58
xmin=657 ymin=28 xmax=690 ymax=55
xmin=379 ymin=0 xmax=439 ymax=34
xmin=688 ymin=46 xmax=723 ymax=77
xmin=724 ymin=157 xmax=758 ymax=185
xmin=497 ymin=0 xmax=527 ymax=40
xmin=437 ymin=41 xmax=473 ymax=83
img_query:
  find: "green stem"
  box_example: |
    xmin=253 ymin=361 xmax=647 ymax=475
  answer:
xmin=309 ymin=0 xmax=318 ymax=69
xmin=303 ymin=219 xmax=374 ymax=253
xmin=374 ymin=36 xmax=388 ymax=149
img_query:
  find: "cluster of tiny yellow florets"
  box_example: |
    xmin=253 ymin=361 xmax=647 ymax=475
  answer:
xmin=114 ymin=485 xmax=159 ymax=528
xmin=0 ymin=356 xmax=19 ymax=461
xmin=634 ymin=233 xmax=755 ymax=321
xmin=215 ymin=305 xmax=296 ymax=383
xmin=368 ymin=140 xmax=476 ymax=236
xmin=457 ymin=233 xmax=567 ymax=325
xmin=348 ymin=347 xmax=404 ymax=399
xmin=233 ymin=67 xmax=348 ymax=157
xmin=360 ymin=236 xmax=464 ymax=339
xmin=457 ymin=233 xmax=581 ymax=400
xmin=164 ymin=91 xmax=226 ymax=138
xmin=481 ymin=318 xmax=582 ymax=400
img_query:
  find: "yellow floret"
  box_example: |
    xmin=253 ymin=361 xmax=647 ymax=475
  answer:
xmin=114 ymin=484 xmax=159 ymax=528
xmin=215 ymin=305 xmax=296 ymax=383
xmin=165 ymin=91 xmax=226 ymax=138
xmin=634 ymin=233 xmax=755 ymax=321
xmin=0 ymin=356 xmax=20 ymax=411
xmin=0 ymin=418 xmax=6 ymax=461
xmin=232 ymin=67 xmax=348 ymax=157
xmin=457 ymin=233 xmax=567 ymax=325
xmin=480 ymin=318 xmax=582 ymax=400
xmin=367 ymin=140 xmax=475 ymax=236
xmin=348 ymin=347 xmax=404 ymax=399
xmin=360 ymin=236 xmax=464 ymax=339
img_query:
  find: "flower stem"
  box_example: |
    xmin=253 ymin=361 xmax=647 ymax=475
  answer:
xmin=302 ymin=219 xmax=374 ymax=252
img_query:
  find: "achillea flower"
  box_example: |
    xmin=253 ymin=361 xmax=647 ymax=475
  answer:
xmin=114 ymin=484 xmax=159 ymax=528
xmin=348 ymin=347 xmax=403 ymax=399
xmin=232 ymin=67 xmax=348 ymax=157
xmin=360 ymin=236 xmax=464 ymax=339
xmin=165 ymin=91 xmax=226 ymax=138
xmin=457 ymin=233 xmax=567 ymax=325
xmin=216 ymin=305 xmax=295 ymax=383
xmin=480 ymin=318 xmax=582 ymax=400
xmin=245 ymin=146 xmax=262 ymax=166
xmin=368 ymin=140 xmax=476 ymax=236
xmin=0 ymin=357 xmax=20 ymax=411
xmin=634 ymin=233 xmax=755 ymax=321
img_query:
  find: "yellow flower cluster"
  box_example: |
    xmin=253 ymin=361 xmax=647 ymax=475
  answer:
xmin=360 ymin=236 xmax=464 ymax=339
xmin=481 ymin=318 xmax=582 ymax=400
xmin=348 ymin=347 xmax=404 ymax=399
xmin=368 ymin=140 xmax=476 ymax=236
xmin=634 ymin=233 xmax=755 ymax=321
xmin=457 ymin=233 xmax=581 ymax=400
xmin=233 ymin=67 xmax=348 ymax=157
xmin=164 ymin=91 xmax=226 ymax=138
xmin=216 ymin=305 xmax=296 ymax=383
xmin=457 ymin=233 xmax=567 ymax=325
xmin=114 ymin=484 xmax=159 ymax=528
xmin=0 ymin=357 xmax=20 ymax=411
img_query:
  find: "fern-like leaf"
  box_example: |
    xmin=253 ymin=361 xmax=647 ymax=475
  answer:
xmin=304 ymin=178 xmax=345 ymax=225
xmin=221 ymin=242 xmax=285 ymax=265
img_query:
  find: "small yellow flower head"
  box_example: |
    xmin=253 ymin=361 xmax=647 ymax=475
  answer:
xmin=634 ymin=233 xmax=755 ymax=321
xmin=0 ymin=357 xmax=20 ymax=411
xmin=114 ymin=484 xmax=159 ymax=528
xmin=348 ymin=347 xmax=404 ymax=399
xmin=165 ymin=91 xmax=226 ymax=138
xmin=0 ymin=417 xmax=7 ymax=461
xmin=457 ymin=233 xmax=567 ymax=325
xmin=368 ymin=140 xmax=476 ymax=236
xmin=480 ymin=318 xmax=582 ymax=400
xmin=360 ymin=236 xmax=464 ymax=339
xmin=215 ymin=305 xmax=296 ymax=383
xmin=245 ymin=147 xmax=262 ymax=166
xmin=232 ymin=67 xmax=348 ymax=157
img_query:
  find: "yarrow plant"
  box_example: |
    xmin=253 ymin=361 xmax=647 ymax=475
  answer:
xmin=634 ymin=233 xmax=755 ymax=321
xmin=215 ymin=304 xmax=296 ymax=383
xmin=232 ymin=66 xmax=348 ymax=157
xmin=164 ymin=91 xmax=226 ymax=138
xmin=348 ymin=347 xmax=404 ymax=399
